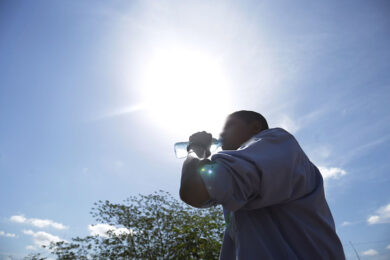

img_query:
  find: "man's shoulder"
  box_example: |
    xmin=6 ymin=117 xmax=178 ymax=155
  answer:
xmin=256 ymin=127 xmax=293 ymax=138
xmin=212 ymin=128 xmax=298 ymax=161
xmin=245 ymin=127 xmax=295 ymax=147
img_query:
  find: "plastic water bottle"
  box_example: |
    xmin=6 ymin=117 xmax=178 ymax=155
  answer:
xmin=174 ymin=138 xmax=222 ymax=159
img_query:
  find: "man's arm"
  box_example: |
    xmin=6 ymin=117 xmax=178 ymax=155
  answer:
xmin=180 ymin=145 xmax=211 ymax=208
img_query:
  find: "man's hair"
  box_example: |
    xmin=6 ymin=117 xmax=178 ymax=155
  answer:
xmin=229 ymin=110 xmax=269 ymax=131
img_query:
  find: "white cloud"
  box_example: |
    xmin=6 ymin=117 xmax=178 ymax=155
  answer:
xmin=318 ymin=166 xmax=347 ymax=179
xmin=362 ymin=249 xmax=378 ymax=256
xmin=386 ymin=244 xmax=390 ymax=250
xmin=10 ymin=215 xmax=68 ymax=230
xmin=367 ymin=203 xmax=390 ymax=224
xmin=88 ymin=224 xmax=134 ymax=238
xmin=367 ymin=215 xmax=380 ymax=224
xmin=0 ymin=230 xmax=17 ymax=238
xmin=341 ymin=221 xmax=352 ymax=227
xmin=23 ymin=230 xmax=63 ymax=248
xmin=10 ymin=215 xmax=26 ymax=223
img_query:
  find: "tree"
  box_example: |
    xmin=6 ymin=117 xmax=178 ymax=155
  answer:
xmin=26 ymin=190 xmax=225 ymax=259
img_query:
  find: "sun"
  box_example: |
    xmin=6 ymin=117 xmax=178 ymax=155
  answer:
xmin=137 ymin=47 xmax=232 ymax=138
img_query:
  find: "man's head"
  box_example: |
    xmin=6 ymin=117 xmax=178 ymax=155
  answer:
xmin=220 ymin=110 xmax=268 ymax=150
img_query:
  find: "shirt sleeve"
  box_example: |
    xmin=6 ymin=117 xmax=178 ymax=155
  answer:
xmin=199 ymin=128 xmax=317 ymax=211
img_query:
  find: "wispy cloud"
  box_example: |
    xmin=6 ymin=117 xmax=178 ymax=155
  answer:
xmin=94 ymin=103 xmax=147 ymax=120
xmin=23 ymin=230 xmax=63 ymax=248
xmin=10 ymin=215 xmax=68 ymax=230
xmin=367 ymin=203 xmax=390 ymax=224
xmin=26 ymin=245 xmax=37 ymax=251
xmin=0 ymin=230 xmax=17 ymax=238
xmin=341 ymin=134 xmax=390 ymax=165
xmin=386 ymin=244 xmax=390 ymax=250
xmin=362 ymin=249 xmax=378 ymax=256
xmin=88 ymin=224 xmax=134 ymax=238
xmin=274 ymin=115 xmax=300 ymax=134
xmin=316 ymin=146 xmax=331 ymax=160
xmin=318 ymin=166 xmax=347 ymax=179
xmin=114 ymin=160 xmax=124 ymax=169
xmin=354 ymin=136 xmax=390 ymax=153
xmin=271 ymin=107 xmax=329 ymax=136
xmin=341 ymin=221 xmax=352 ymax=227
xmin=339 ymin=220 xmax=367 ymax=228
xmin=298 ymin=107 xmax=329 ymax=127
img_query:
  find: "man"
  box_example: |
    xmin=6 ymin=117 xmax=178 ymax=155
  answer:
xmin=180 ymin=110 xmax=345 ymax=259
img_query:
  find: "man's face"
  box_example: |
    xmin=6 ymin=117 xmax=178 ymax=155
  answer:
xmin=219 ymin=116 xmax=261 ymax=150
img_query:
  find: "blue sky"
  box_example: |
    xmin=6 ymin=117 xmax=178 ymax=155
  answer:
xmin=0 ymin=0 xmax=389 ymax=259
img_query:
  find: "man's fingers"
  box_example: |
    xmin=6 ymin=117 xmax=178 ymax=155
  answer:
xmin=189 ymin=131 xmax=213 ymax=148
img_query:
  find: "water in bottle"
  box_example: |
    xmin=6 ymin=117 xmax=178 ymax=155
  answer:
xmin=174 ymin=138 xmax=222 ymax=159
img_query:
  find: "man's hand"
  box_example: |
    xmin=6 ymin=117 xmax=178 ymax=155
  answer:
xmin=180 ymin=131 xmax=213 ymax=208
xmin=188 ymin=131 xmax=212 ymax=158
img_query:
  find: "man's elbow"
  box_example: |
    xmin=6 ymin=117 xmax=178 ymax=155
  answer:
xmin=179 ymin=188 xmax=198 ymax=207
xmin=179 ymin=188 xmax=207 ymax=208
xmin=179 ymin=188 xmax=187 ymax=204
xmin=180 ymin=157 xmax=212 ymax=208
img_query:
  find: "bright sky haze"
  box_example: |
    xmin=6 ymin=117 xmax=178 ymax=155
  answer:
xmin=0 ymin=0 xmax=390 ymax=259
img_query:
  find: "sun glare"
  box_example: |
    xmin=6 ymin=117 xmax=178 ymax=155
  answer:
xmin=138 ymin=47 xmax=232 ymax=137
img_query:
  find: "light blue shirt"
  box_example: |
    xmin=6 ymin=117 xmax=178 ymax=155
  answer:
xmin=199 ymin=128 xmax=345 ymax=259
